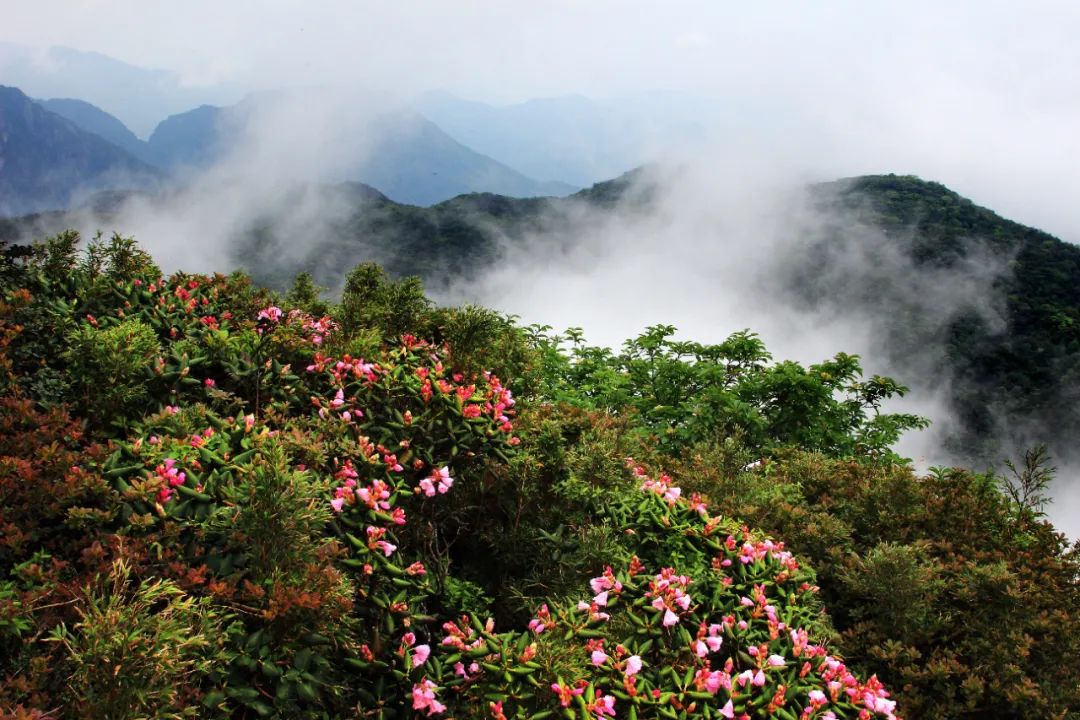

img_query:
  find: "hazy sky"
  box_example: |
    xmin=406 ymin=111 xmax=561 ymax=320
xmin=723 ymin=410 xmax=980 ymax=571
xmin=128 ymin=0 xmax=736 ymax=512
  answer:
xmin=5 ymin=1 xmax=1080 ymax=241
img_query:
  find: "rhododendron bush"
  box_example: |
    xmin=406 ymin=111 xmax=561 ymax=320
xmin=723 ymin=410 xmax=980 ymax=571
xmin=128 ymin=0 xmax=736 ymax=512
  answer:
xmin=1 ymin=233 xmax=1078 ymax=719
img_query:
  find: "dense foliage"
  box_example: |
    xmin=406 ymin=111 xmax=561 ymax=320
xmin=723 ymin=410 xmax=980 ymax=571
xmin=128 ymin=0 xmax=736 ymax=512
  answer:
xmin=1 ymin=232 xmax=1079 ymax=719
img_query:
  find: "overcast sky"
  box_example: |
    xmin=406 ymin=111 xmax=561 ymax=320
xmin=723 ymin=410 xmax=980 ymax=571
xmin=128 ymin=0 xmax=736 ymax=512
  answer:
xmin=5 ymin=1 xmax=1080 ymax=240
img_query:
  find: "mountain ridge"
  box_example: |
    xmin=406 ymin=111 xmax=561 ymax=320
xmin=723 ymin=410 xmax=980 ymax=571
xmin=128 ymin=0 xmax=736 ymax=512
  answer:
xmin=0 ymin=85 xmax=160 ymax=216
xmin=2 ymin=86 xmax=578 ymax=210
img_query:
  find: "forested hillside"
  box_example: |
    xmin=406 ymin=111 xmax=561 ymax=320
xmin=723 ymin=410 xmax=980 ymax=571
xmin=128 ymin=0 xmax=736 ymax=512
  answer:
xmin=792 ymin=174 xmax=1080 ymax=465
xmin=1 ymin=231 xmax=1079 ymax=719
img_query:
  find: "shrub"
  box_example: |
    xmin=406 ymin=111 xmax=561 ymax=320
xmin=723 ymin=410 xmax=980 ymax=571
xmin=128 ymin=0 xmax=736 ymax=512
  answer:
xmin=48 ymin=559 xmax=227 ymax=720
xmin=63 ymin=318 xmax=160 ymax=424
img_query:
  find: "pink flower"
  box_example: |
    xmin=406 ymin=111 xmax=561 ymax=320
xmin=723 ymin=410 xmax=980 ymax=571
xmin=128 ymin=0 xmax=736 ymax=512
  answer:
xmin=412 ymin=644 xmax=431 ymax=667
xmin=153 ymin=459 xmax=186 ymax=494
xmin=808 ymin=689 xmax=827 ymax=706
xmin=589 ymin=692 xmax=616 ymax=718
xmin=420 ymin=468 xmax=454 ymax=496
xmin=591 ymin=649 xmax=609 ymax=666
xmin=663 ymin=609 xmax=680 ymax=627
xmin=529 ymin=604 xmax=550 ymax=634
xmin=593 ymin=590 xmax=609 ymax=607
xmin=625 ymin=655 xmax=643 ymax=676
xmin=330 ymin=497 xmax=345 ymax=513
xmin=720 ymin=700 xmax=735 ymax=719
xmin=589 ymin=567 xmax=623 ymax=594
xmin=551 ymin=681 xmax=585 ymax=708
xmin=411 ymin=679 xmax=445 ymax=716
xmin=366 ymin=526 xmax=397 ymax=557
xmin=433 ymin=467 xmax=453 ymax=493
xmin=698 ymin=669 xmax=726 ymax=694
xmin=258 ymin=306 xmax=283 ymax=323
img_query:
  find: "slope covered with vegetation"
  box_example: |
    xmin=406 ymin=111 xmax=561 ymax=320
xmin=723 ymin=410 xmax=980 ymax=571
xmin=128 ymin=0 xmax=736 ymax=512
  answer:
xmin=793 ymin=174 xmax=1080 ymax=466
xmin=1 ymin=232 xmax=1078 ymax=719
xmin=2 ymin=170 xmax=1079 ymax=472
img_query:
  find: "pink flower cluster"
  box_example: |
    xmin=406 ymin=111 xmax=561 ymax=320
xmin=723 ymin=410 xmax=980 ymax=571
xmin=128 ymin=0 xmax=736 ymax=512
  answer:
xmin=588 ymin=691 xmax=616 ymax=718
xmin=646 ymin=567 xmax=693 ymax=627
xmin=315 ymin=387 xmax=363 ymax=423
xmin=551 ymin=464 xmax=902 ymax=720
xmin=366 ymin=525 xmax=397 ymax=557
xmin=734 ymin=536 xmax=799 ymax=573
xmin=628 ymin=460 xmax=689 ymax=507
xmin=189 ymin=426 xmax=215 ymax=448
xmin=306 ymin=352 xmax=380 ymax=385
xmin=739 ymin=583 xmax=781 ymax=625
xmin=256 ymin=306 xmax=283 ymax=332
xmin=418 ymin=467 xmax=454 ymax=497
xmin=817 ymin=658 xmax=897 ymax=718
xmin=693 ymin=622 xmax=725 ymax=658
xmin=298 ymin=313 xmax=336 ymax=346
xmin=483 ymin=373 xmax=516 ymax=435
xmin=528 ymin=603 xmax=552 ymax=634
xmin=411 ymin=678 xmax=445 ymax=716
xmin=551 ymin=680 xmax=586 ymax=708
xmin=153 ymin=458 xmax=186 ymax=503
xmin=576 ymin=565 xmax=624 ymax=622
xmin=329 ymin=459 xmax=405 ymax=518
xmin=440 ymin=616 xmax=489 ymax=652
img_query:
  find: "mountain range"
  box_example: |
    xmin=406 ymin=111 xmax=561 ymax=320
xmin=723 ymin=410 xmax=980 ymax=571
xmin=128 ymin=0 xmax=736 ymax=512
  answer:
xmin=0 ymin=84 xmax=577 ymax=213
xmin=2 ymin=45 xmax=713 ymax=206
